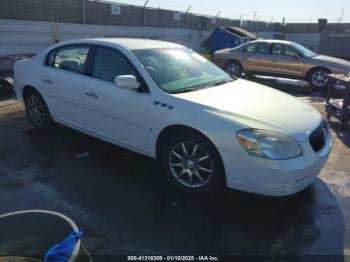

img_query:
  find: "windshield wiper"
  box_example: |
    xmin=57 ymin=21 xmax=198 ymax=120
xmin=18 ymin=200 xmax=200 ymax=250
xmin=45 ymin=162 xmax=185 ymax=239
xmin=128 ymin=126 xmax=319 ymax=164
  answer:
xmin=213 ymin=79 xmax=235 ymax=86
xmin=170 ymin=87 xmax=200 ymax=94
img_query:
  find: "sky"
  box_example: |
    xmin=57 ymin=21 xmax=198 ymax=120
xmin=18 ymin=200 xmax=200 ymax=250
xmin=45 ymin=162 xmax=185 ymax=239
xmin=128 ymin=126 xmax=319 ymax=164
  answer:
xmin=102 ymin=0 xmax=349 ymax=23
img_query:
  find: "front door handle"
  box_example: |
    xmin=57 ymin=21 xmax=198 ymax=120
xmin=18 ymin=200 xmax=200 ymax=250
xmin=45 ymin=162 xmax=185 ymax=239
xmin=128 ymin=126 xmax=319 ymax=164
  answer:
xmin=43 ymin=78 xmax=52 ymax=84
xmin=85 ymin=91 xmax=98 ymax=98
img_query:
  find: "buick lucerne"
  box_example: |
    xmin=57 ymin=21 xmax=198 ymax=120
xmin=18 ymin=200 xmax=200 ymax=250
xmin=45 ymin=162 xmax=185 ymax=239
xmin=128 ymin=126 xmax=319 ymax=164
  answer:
xmin=14 ymin=38 xmax=332 ymax=196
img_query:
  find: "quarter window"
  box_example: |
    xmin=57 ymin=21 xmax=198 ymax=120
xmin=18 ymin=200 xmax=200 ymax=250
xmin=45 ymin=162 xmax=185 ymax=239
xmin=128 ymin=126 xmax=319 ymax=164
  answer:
xmin=91 ymin=47 xmax=137 ymax=83
xmin=53 ymin=46 xmax=90 ymax=74
xmin=45 ymin=50 xmax=56 ymax=67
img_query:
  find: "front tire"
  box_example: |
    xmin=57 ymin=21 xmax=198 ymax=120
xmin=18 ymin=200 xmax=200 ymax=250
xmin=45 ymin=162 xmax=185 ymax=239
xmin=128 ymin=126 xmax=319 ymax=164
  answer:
xmin=24 ymin=90 xmax=54 ymax=131
xmin=160 ymin=132 xmax=225 ymax=194
xmin=308 ymin=68 xmax=330 ymax=91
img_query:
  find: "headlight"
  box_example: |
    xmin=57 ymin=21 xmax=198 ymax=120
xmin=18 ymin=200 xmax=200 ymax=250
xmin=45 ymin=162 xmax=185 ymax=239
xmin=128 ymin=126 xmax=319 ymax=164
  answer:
xmin=236 ymin=129 xmax=302 ymax=160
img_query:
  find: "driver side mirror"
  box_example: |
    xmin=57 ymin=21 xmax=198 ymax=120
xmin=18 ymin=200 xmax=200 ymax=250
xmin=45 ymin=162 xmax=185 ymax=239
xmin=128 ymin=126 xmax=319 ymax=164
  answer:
xmin=115 ymin=75 xmax=140 ymax=90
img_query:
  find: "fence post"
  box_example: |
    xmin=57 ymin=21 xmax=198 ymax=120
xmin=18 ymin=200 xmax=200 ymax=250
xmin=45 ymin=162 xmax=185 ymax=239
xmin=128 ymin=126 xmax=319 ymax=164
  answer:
xmin=52 ymin=21 xmax=60 ymax=43
xmin=82 ymin=0 xmax=86 ymax=24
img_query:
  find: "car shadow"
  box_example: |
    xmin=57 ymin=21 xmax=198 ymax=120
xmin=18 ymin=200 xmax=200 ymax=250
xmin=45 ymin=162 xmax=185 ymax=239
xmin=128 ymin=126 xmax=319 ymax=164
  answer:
xmin=0 ymin=124 xmax=344 ymax=259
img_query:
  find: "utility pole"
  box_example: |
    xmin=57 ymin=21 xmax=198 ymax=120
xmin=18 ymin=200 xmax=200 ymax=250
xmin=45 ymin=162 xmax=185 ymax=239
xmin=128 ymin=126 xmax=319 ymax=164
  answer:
xmin=186 ymin=5 xmax=192 ymax=41
xmin=143 ymin=0 xmax=149 ymax=27
xmin=186 ymin=5 xmax=192 ymax=28
xmin=239 ymin=14 xmax=244 ymax=27
xmin=339 ymin=9 xmax=344 ymax=23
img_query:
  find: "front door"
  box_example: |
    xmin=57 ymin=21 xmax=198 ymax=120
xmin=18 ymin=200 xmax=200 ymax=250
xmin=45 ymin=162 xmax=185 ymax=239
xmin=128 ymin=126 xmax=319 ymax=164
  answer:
xmin=82 ymin=46 xmax=152 ymax=153
xmin=269 ymin=43 xmax=306 ymax=78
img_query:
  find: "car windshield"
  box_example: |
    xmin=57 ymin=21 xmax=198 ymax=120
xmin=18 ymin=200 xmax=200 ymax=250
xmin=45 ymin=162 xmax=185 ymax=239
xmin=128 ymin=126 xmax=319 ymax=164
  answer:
xmin=133 ymin=48 xmax=233 ymax=94
xmin=291 ymin=43 xmax=317 ymax=58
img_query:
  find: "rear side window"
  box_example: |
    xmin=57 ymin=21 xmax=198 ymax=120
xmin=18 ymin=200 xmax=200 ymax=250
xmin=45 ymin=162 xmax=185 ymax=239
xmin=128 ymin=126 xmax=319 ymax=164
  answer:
xmin=244 ymin=42 xmax=270 ymax=54
xmin=271 ymin=44 xmax=283 ymax=55
xmin=52 ymin=46 xmax=90 ymax=74
xmin=91 ymin=47 xmax=137 ymax=83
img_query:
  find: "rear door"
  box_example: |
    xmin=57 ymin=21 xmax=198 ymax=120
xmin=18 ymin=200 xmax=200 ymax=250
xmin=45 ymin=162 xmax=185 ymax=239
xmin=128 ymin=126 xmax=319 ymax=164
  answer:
xmin=240 ymin=42 xmax=271 ymax=73
xmin=42 ymin=45 xmax=91 ymax=129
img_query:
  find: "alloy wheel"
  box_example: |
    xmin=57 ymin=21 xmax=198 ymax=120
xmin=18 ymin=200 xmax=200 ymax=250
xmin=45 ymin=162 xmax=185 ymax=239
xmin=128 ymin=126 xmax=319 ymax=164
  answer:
xmin=168 ymin=142 xmax=213 ymax=188
xmin=27 ymin=95 xmax=45 ymax=126
xmin=311 ymin=70 xmax=328 ymax=87
xmin=226 ymin=63 xmax=240 ymax=77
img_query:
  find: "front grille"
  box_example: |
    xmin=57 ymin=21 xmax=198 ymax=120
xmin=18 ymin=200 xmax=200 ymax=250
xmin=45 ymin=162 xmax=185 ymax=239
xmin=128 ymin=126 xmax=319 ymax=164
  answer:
xmin=309 ymin=119 xmax=328 ymax=152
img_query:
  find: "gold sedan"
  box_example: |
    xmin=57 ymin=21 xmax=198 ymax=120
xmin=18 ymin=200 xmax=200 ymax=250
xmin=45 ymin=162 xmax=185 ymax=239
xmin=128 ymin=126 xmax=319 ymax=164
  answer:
xmin=211 ymin=40 xmax=350 ymax=89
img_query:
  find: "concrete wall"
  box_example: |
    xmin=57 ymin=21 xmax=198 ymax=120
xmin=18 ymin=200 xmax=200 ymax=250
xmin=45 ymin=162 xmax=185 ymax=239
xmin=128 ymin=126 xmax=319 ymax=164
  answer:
xmin=286 ymin=23 xmax=350 ymax=33
xmin=320 ymin=33 xmax=350 ymax=59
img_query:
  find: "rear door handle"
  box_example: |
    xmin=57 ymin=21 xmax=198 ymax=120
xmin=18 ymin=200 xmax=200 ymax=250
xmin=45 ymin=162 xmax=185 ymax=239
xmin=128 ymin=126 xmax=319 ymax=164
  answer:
xmin=85 ymin=91 xmax=98 ymax=98
xmin=43 ymin=78 xmax=52 ymax=84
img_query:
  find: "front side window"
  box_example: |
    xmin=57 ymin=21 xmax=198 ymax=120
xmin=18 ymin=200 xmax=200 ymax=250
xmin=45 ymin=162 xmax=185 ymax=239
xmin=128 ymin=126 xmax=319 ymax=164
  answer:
xmin=284 ymin=46 xmax=299 ymax=57
xmin=133 ymin=48 xmax=232 ymax=94
xmin=53 ymin=46 xmax=90 ymax=74
xmin=91 ymin=47 xmax=137 ymax=83
xmin=244 ymin=42 xmax=270 ymax=54
xmin=291 ymin=43 xmax=317 ymax=58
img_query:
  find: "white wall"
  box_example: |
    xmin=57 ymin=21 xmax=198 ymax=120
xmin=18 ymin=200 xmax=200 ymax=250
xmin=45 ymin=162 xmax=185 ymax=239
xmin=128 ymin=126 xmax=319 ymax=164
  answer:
xmin=0 ymin=19 xmax=322 ymax=57
xmin=0 ymin=19 xmax=53 ymax=55
xmin=0 ymin=19 xmax=211 ymax=56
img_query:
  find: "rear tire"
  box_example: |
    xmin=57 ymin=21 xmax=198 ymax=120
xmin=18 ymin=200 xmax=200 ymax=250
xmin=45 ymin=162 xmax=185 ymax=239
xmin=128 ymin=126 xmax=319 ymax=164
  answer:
xmin=160 ymin=132 xmax=225 ymax=194
xmin=24 ymin=90 xmax=54 ymax=131
xmin=224 ymin=61 xmax=243 ymax=78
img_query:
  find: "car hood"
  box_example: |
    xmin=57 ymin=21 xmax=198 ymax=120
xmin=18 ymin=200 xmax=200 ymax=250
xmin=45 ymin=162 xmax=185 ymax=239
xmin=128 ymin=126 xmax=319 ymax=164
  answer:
xmin=173 ymin=79 xmax=322 ymax=141
xmin=312 ymin=55 xmax=350 ymax=69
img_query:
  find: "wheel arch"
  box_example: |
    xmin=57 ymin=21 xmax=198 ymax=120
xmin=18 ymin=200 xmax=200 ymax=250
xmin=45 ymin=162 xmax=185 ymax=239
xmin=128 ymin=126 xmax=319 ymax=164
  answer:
xmin=155 ymin=125 xmax=220 ymax=161
xmin=22 ymin=85 xmax=40 ymax=100
xmin=22 ymin=85 xmax=53 ymax=117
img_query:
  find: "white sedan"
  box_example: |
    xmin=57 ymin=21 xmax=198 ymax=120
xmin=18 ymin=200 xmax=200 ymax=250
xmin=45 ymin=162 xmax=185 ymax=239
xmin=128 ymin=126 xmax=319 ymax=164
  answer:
xmin=14 ymin=38 xmax=332 ymax=196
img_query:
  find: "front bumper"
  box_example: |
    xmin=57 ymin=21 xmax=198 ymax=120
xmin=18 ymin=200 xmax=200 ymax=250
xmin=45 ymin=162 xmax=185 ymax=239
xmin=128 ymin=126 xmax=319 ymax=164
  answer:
xmin=220 ymin=130 xmax=333 ymax=196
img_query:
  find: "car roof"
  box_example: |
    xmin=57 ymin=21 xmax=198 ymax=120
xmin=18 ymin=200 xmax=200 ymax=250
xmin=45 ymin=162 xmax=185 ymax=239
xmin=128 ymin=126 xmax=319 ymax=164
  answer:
xmin=54 ymin=38 xmax=183 ymax=50
xmin=251 ymin=39 xmax=295 ymax=45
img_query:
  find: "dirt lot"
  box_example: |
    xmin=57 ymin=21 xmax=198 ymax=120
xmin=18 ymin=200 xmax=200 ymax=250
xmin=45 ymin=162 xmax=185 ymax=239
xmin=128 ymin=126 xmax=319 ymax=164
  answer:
xmin=0 ymin=79 xmax=349 ymax=261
